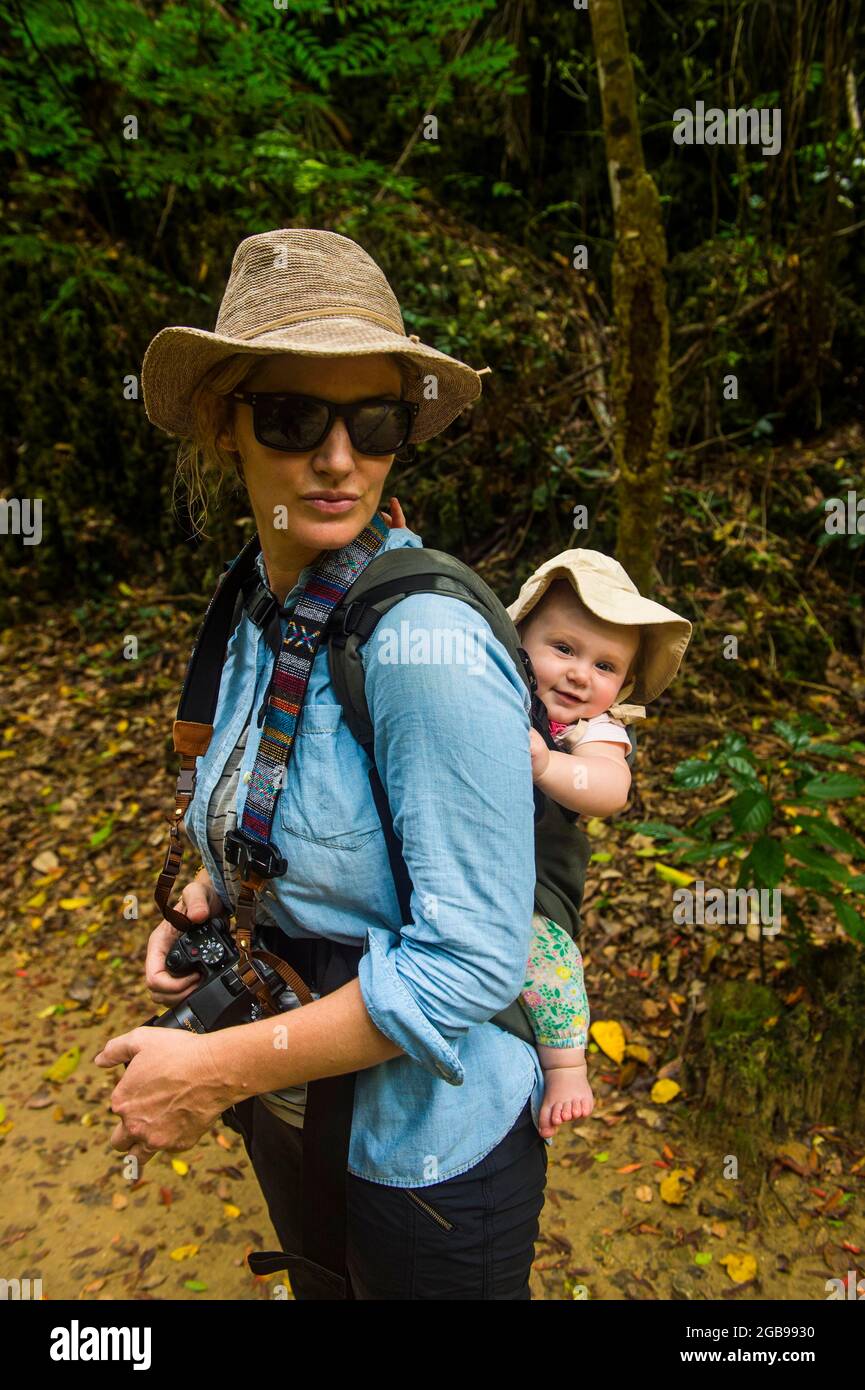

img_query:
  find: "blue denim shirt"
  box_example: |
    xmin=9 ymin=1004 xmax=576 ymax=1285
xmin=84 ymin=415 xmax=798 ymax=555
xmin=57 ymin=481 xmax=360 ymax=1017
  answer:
xmin=183 ymin=524 xmax=548 ymax=1187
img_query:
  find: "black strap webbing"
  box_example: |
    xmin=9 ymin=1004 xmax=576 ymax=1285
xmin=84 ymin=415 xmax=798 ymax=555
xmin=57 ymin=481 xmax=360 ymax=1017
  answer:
xmin=176 ymin=536 xmax=261 ymax=727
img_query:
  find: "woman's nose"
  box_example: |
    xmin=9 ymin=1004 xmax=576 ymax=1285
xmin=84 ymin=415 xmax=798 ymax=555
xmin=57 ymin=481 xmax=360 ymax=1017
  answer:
xmin=311 ymin=417 xmax=355 ymax=471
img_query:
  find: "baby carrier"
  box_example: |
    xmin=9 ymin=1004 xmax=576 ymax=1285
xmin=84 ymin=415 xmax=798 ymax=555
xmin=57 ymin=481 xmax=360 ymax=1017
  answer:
xmin=236 ymin=541 xmax=638 ymax=1026
xmin=159 ymin=533 xmax=636 ymax=1296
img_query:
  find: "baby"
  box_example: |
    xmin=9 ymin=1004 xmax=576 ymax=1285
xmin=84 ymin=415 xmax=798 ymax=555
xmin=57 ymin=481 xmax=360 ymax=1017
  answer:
xmin=384 ymin=503 xmax=691 ymax=1141
xmin=508 ymin=547 xmax=692 ymax=1138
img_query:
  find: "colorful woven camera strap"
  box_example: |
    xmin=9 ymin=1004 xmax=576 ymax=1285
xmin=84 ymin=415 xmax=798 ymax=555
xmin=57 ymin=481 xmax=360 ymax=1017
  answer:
xmin=240 ymin=509 xmax=388 ymax=842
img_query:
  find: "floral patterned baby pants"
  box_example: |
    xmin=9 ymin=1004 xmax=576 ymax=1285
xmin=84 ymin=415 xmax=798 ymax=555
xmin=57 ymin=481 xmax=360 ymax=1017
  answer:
xmin=519 ymin=910 xmax=590 ymax=1048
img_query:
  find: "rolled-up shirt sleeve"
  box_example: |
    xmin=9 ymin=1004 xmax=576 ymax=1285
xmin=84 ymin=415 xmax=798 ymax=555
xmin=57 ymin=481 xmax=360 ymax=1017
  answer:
xmin=356 ymin=592 xmax=536 ymax=1084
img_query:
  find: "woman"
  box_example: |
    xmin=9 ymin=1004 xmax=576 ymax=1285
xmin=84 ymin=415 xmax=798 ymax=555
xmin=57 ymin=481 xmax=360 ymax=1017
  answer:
xmin=95 ymin=227 xmax=549 ymax=1300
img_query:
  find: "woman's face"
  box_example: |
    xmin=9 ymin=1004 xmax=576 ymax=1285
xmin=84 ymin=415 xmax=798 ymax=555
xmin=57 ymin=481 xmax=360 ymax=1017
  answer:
xmin=220 ymin=352 xmax=404 ymax=585
xmin=519 ymin=583 xmax=641 ymax=724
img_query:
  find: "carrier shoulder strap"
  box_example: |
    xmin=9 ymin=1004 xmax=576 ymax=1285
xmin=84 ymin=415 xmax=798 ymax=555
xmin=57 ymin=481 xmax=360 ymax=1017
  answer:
xmin=324 ymin=546 xmax=531 ymax=742
xmin=173 ymin=536 xmax=261 ymax=751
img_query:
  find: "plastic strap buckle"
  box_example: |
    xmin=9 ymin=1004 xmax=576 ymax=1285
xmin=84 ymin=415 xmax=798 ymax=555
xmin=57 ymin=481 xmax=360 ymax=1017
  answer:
xmin=327 ymin=601 xmax=377 ymax=649
xmin=176 ymin=767 xmax=197 ymax=796
xmin=247 ymin=586 xmax=278 ymax=630
xmin=225 ymin=829 xmax=288 ymax=880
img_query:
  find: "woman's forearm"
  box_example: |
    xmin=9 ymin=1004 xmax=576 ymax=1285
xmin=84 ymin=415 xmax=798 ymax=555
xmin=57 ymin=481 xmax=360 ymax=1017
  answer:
xmin=205 ymin=976 xmax=405 ymax=1106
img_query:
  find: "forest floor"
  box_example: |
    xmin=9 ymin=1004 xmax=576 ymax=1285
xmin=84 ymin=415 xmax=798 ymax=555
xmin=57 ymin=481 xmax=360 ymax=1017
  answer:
xmin=1 ymin=424 xmax=864 ymax=1302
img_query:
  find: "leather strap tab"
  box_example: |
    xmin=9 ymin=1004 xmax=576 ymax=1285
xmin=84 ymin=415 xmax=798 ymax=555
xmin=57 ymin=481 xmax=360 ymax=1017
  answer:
xmin=173 ymin=719 xmax=213 ymax=756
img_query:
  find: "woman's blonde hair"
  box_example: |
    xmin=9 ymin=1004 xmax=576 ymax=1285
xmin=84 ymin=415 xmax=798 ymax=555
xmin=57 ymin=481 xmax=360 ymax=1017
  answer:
xmin=173 ymin=352 xmax=419 ymax=538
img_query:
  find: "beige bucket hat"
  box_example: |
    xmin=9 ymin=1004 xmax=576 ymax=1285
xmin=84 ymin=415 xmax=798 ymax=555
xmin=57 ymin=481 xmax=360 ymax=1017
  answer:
xmin=507 ymin=547 xmax=692 ymax=716
xmin=141 ymin=227 xmax=489 ymax=443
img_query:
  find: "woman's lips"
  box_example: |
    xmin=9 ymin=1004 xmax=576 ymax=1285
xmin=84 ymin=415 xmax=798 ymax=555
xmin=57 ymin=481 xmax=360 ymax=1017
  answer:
xmin=303 ymin=497 xmax=358 ymax=513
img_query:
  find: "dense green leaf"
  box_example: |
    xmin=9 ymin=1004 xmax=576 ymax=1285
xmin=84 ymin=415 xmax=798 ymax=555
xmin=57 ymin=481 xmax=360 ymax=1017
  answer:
xmin=750 ymin=834 xmax=786 ymax=888
xmin=729 ymin=789 xmax=773 ymax=834
xmin=830 ymin=898 xmax=865 ymax=944
xmin=672 ymin=760 xmax=721 ymax=789
xmin=785 ymin=841 xmax=853 ymax=882
xmin=801 ymin=774 xmax=865 ymax=800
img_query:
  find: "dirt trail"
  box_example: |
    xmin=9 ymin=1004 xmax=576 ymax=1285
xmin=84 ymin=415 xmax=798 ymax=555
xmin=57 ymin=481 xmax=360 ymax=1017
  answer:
xmin=2 ymin=971 xmax=860 ymax=1301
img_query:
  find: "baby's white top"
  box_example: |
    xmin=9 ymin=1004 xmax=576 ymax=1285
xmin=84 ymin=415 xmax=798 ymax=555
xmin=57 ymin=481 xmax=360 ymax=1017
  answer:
xmin=556 ymin=712 xmax=632 ymax=748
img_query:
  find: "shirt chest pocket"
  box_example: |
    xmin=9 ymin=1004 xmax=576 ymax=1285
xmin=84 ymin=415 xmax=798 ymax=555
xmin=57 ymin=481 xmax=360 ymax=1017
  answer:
xmin=276 ymin=703 xmax=383 ymax=851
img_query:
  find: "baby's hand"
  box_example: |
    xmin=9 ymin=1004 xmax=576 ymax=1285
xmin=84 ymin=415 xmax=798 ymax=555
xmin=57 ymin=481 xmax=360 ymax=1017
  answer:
xmin=538 ymin=1064 xmax=594 ymax=1140
xmin=379 ymin=495 xmax=407 ymax=529
xmin=530 ymin=727 xmax=550 ymax=782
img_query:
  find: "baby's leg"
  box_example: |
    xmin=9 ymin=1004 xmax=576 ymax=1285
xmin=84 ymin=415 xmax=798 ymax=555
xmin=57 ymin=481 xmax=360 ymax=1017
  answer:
xmin=519 ymin=912 xmax=593 ymax=1137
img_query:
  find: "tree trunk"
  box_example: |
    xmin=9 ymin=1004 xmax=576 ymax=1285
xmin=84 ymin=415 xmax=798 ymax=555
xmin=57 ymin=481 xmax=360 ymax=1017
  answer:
xmin=588 ymin=0 xmax=671 ymax=592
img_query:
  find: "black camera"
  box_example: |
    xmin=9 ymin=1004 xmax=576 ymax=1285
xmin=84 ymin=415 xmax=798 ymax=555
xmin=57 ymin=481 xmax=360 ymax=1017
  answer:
xmin=145 ymin=917 xmax=298 ymax=1034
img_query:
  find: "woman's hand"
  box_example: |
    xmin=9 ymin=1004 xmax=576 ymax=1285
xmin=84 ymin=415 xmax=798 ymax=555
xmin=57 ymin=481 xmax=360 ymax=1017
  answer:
xmin=94 ymin=1027 xmax=229 ymax=1167
xmin=146 ymin=873 xmax=228 ymax=1007
xmin=379 ymin=495 xmax=406 ymax=529
xmin=529 ymin=727 xmax=551 ymax=783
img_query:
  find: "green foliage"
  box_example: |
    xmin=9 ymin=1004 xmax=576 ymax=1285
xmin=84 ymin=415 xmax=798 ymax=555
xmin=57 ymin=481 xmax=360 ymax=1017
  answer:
xmin=629 ymin=716 xmax=865 ymax=948
xmin=0 ymin=0 xmax=862 ymax=605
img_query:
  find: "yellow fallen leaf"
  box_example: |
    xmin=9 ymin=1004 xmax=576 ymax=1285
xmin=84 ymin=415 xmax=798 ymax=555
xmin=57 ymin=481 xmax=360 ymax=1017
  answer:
xmin=44 ymin=1045 xmax=81 ymax=1084
xmin=659 ymin=1168 xmax=694 ymax=1205
xmin=0 ymin=1121 xmax=13 ymax=1137
xmin=223 ymin=1203 xmax=241 ymax=1220
xmin=59 ymin=897 xmax=91 ymax=910
xmin=26 ymin=890 xmax=47 ymax=908
xmin=589 ymin=1020 xmax=626 ymax=1064
xmin=115 ymin=719 xmax=129 ymax=733
xmin=625 ymin=1044 xmax=650 ymax=1064
xmin=720 ymin=1251 xmax=758 ymax=1284
xmin=171 ymin=1158 xmax=189 ymax=1176
xmin=654 ymin=863 xmax=694 ymax=888
xmin=584 ymin=817 xmax=607 ymax=838
xmin=0 ymin=1102 xmax=5 ymax=1123
xmin=36 ymin=1005 xmax=58 ymax=1019
xmin=651 ymin=1078 xmax=681 ymax=1104
xmin=169 ymin=1243 xmax=199 ymax=1261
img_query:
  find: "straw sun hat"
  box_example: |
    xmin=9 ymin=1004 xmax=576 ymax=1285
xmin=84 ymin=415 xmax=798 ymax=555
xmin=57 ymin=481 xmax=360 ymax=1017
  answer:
xmin=141 ymin=227 xmax=489 ymax=443
xmin=507 ymin=547 xmax=692 ymax=720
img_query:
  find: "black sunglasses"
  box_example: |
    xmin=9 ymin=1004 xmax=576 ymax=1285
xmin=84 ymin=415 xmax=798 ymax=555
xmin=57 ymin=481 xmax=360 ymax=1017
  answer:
xmin=230 ymin=391 xmax=419 ymax=455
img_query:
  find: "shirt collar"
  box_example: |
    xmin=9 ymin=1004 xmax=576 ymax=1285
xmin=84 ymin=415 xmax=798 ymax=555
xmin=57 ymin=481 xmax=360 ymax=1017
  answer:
xmin=254 ymin=523 xmax=419 ymax=603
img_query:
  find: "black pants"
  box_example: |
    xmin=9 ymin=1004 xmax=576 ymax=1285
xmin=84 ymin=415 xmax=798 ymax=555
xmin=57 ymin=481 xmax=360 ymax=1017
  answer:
xmin=225 ymin=1093 xmax=548 ymax=1300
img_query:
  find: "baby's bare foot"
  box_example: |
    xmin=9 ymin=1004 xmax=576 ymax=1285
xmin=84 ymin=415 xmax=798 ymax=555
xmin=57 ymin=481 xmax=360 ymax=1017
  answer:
xmin=538 ymin=1064 xmax=594 ymax=1139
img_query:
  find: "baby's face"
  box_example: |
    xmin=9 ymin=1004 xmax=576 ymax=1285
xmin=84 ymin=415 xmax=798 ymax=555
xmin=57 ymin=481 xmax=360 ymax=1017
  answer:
xmin=519 ymin=583 xmax=641 ymax=724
